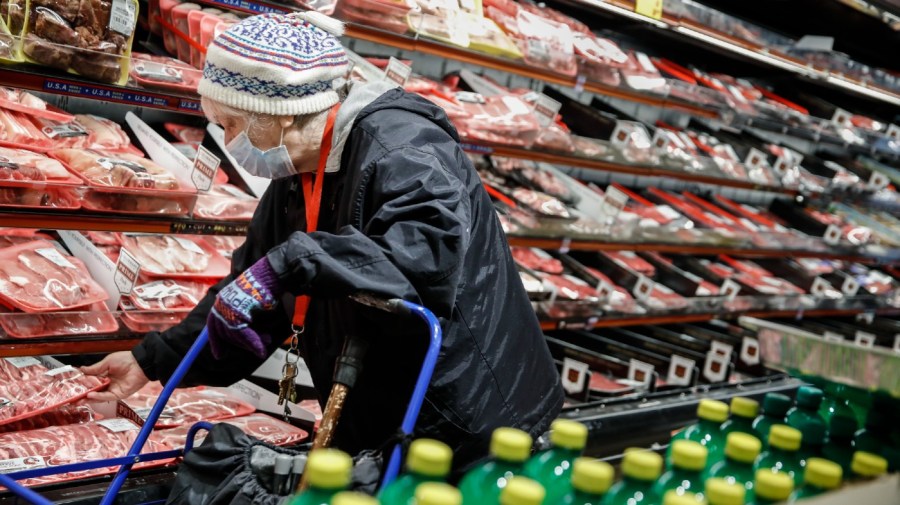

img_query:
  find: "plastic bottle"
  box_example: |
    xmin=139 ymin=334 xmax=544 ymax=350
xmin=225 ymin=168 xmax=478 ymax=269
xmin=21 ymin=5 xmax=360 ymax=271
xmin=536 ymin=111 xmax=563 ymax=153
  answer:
xmin=821 ymin=414 xmax=856 ymax=475
xmin=853 ymin=393 xmax=900 ymax=472
xmin=669 ymin=399 xmax=728 ymax=464
xmin=850 ymin=451 xmax=887 ymax=481
xmin=560 ymin=457 xmax=613 ymax=505
xmin=791 ymin=458 xmax=842 ymax=500
xmin=748 ymin=470 xmax=793 ymax=505
xmin=379 ymin=439 xmax=453 ymax=505
xmin=818 ymin=382 xmax=856 ymax=428
xmin=604 ymin=450 xmax=663 ymax=505
xmin=707 ymin=432 xmax=762 ymax=497
xmin=653 ymin=440 xmax=707 ymax=499
xmin=414 ymin=482 xmax=462 ymax=505
xmin=458 ymin=427 xmax=532 ymax=505
xmin=753 ymin=424 xmax=803 ymax=487
xmin=499 ymin=478 xmax=544 ymax=505
xmin=289 ymin=449 xmax=352 ymax=505
xmin=721 ymin=397 xmax=759 ymax=438
xmin=331 ymin=492 xmax=378 ymax=505
xmin=523 ymin=419 xmax=588 ymax=504
xmin=661 ymin=490 xmax=703 ymax=505
xmin=785 ymin=386 xmax=827 ymax=462
xmin=704 ymin=478 xmax=745 ymax=505
xmin=752 ymin=394 xmax=791 ymax=446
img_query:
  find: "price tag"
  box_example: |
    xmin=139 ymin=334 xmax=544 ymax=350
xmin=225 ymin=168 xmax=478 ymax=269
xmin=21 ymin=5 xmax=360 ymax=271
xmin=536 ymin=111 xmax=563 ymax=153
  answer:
xmin=98 ymin=418 xmax=139 ymax=433
xmin=823 ymin=331 xmax=844 ymax=343
xmin=854 ymin=331 xmax=876 ymax=348
xmin=595 ymin=280 xmax=615 ymax=300
xmin=634 ymin=0 xmax=663 ymax=20
xmin=635 ymin=52 xmax=657 ymax=73
xmin=0 ymin=456 xmax=47 ymax=473
xmin=744 ymin=148 xmax=768 ymax=171
xmin=5 ymin=357 xmax=40 ymax=368
xmin=703 ymin=351 xmax=729 ymax=383
xmin=610 ymin=120 xmax=650 ymax=148
xmin=720 ymin=279 xmax=741 ymax=300
xmin=36 ymin=247 xmax=76 ymax=269
xmin=455 ymin=91 xmax=485 ymax=103
xmin=823 ymin=224 xmax=842 ymax=245
xmin=191 ymin=145 xmax=220 ymax=192
xmin=868 ymin=172 xmax=889 ymax=191
xmin=561 ymin=357 xmax=589 ymax=395
xmin=831 ymin=107 xmax=852 ymax=127
xmin=632 ymin=275 xmax=655 ymax=301
xmin=810 ymin=277 xmax=830 ymax=297
xmin=886 ymin=124 xmax=900 ymax=140
xmin=627 ymin=359 xmax=655 ymax=388
xmin=893 ymin=334 xmax=900 ymax=353
xmin=43 ymin=365 xmax=77 ymax=377
xmin=527 ymin=39 xmax=550 ymax=60
xmin=114 ymin=248 xmax=141 ymax=295
xmin=601 ymin=185 xmax=629 ymax=218
xmin=173 ymin=237 xmax=206 ymax=255
xmin=532 ymin=94 xmax=561 ymax=128
xmin=842 ymin=277 xmax=860 ymax=296
xmin=666 ymin=355 xmax=695 ymax=386
xmin=656 ymin=205 xmax=681 ymax=221
xmin=856 ymin=311 xmax=874 ymax=324
xmin=740 ymin=337 xmax=760 ymax=366
xmin=383 ymin=57 xmax=412 ymax=86
xmin=109 ymin=0 xmax=137 ymax=36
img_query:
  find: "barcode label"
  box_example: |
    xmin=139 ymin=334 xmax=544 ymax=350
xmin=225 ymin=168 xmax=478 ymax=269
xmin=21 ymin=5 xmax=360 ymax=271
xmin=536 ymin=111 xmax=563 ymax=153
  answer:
xmin=109 ymin=0 xmax=137 ymax=36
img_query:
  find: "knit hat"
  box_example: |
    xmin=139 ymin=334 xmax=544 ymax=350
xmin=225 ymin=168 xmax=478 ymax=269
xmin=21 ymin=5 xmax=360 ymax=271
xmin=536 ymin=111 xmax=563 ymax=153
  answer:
xmin=198 ymin=12 xmax=349 ymax=116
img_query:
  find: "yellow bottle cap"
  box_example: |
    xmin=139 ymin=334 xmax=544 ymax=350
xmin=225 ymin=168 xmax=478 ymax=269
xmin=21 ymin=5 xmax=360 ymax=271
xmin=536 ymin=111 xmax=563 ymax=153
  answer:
xmin=730 ymin=397 xmax=759 ymax=419
xmin=851 ymin=451 xmax=888 ymax=478
xmin=662 ymin=490 xmax=704 ymax=505
xmin=549 ymin=419 xmax=588 ymax=450
xmin=406 ymin=439 xmax=453 ymax=477
xmin=697 ymin=399 xmax=729 ymax=423
xmin=671 ymin=440 xmax=708 ymax=471
xmin=621 ymin=449 xmax=663 ymax=481
xmin=414 ymin=482 xmax=462 ymax=505
xmin=490 ymin=428 xmax=532 ymax=463
xmin=705 ymin=478 xmax=745 ymax=505
xmin=754 ymin=470 xmax=793 ymax=501
xmin=331 ymin=492 xmax=379 ymax=505
xmin=499 ymin=477 xmax=545 ymax=505
xmin=724 ymin=432 xmax=761 ymax=463
xmin=804 ymin=458 xmax=842 ymax=489
xmin=306 ymin=449 xmax=352 ymax=490
xmin=768 ymin=424 xmax=801 ymax=451
xmin=571 ymin=458 xmax=614 ymax=495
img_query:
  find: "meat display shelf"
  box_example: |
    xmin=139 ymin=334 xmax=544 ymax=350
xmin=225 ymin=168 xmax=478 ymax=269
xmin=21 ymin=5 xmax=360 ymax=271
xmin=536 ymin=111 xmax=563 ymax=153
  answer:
xmin=0 ymin=210 xmax=250 ymax=236
xmin=0 ymin=65 xmax=203 ymax=116
xmin=0 ymin=336 xmax=142 ymax=358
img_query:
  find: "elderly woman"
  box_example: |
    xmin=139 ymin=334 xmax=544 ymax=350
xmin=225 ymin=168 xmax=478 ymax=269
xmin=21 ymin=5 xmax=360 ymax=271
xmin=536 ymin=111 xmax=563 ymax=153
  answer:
xmin=83 ymin=12 xmax=562 ymax=470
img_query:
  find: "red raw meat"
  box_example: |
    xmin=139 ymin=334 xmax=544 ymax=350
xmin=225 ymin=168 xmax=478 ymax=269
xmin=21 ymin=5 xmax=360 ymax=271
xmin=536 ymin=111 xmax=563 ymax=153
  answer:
xmin=644 ymin=284 xmax=689 ymax=310
xmin=0 ymin=301 xmax=119 ymax=339
xmin=0 ymin=402 xmax=96 ymax=434
xmin=121 ymin=382 xmax=255 ymax=429
xmin=539 ymin=273 xmax=597 ymax=300
xmin=128 ymin=278 xmax=212 ymax=311
xmin=510 ymin=247 xmax=563 ymax=274
xmin=149 ymin=413 xmax=308 ymax=449
xmin=454 ymin=94 xmax=540 ymax=147
xmin=0 ymin=358 xmax=106 ymax=426
xmin=119 ymin=234 xmax=222 ymax=277
xmin=0 ymin=146 xmax=73 ymax=182
xmin=511 ymin=188 xmax=571 ymax=218
xmin=193 ymin=184 xmax=258 ymax=220
xmin=204 ymin=235 xmax=245 ymax=260
xmin=602 ymin=251 xmax=656 ymax=276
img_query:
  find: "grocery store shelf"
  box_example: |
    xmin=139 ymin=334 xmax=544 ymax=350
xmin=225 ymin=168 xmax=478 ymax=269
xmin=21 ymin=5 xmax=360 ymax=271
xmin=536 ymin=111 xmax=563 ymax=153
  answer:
xmin=0 ymin=65 xmax=203 ymax=115
xmin=0 ymin=209 xmax=249 ymax=235
xmin=0 ymin=336 xmax=142 ymax=358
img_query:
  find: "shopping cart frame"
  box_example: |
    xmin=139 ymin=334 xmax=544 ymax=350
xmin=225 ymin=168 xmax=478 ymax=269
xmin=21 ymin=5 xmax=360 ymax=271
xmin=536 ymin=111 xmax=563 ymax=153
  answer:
xmin=0 ymin=296 xmax=442 ymax=504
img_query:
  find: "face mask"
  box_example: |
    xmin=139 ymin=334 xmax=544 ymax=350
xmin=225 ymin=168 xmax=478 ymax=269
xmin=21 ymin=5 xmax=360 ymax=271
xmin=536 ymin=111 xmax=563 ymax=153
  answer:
xmin=225 ymin=128 xmax=295 ymax=179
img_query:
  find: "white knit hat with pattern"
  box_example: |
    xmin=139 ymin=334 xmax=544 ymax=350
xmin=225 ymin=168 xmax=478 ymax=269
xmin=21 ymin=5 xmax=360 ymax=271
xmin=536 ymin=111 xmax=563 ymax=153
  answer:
xmin=198 ymin=12 xmax=349 ymax=116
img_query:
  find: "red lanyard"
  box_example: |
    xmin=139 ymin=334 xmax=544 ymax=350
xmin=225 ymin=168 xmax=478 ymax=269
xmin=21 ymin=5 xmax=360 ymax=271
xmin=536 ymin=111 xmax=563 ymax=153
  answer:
xmin=292 ymin=103 xmax=340 ymax=332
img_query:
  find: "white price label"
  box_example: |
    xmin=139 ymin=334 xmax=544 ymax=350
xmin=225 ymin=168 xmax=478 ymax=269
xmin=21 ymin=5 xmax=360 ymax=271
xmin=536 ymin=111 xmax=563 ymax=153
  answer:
xmin=635 ymin=52 xmax=656 ymax=73
xmin=0 ymin=456 xmax=46 ymax=473
xmin=173 ymin=237 xmax=206 ymax=255
xmin=558 ymin=237 xmax=571 ymax=254
xmin=41 ymin=121 xmax=88 ymax=139
xmin=711 ymin=340 xmax=734 ymax=361
xmin=886 ymin=124 xmax=900 ymax=140
xmin=842 ymin=277 xmax=860 ymax=296
xmin=832 ymin=107 xmax=852 ymax=127
xmin=134 ymin=60 xmax=184 ymax=83
xmin=721 ymin=279 xmax=741 ymax=300
xmin=854 ymin=331 xmax=876 ymax=348
xmin=703 ymin=351 xmax=729 ymax=383
xmin=109 ymin=0 xmax=137 ymax=36
xmin=532 ymin=94 xmax=561 ymax=128
xmin=114 ymin=248 xmax=141 ymax=295
xmin=455 ymin=91 xmax=485 ymax=104
xmin=666 ymin=355 xmax=695 ymax=386
xmin=36 ymin=248 xmax=76 ymax=269
xmin=98 ymin=418 xmax=139 ymax=433
xmin=44 ymin=365 xmax=77 ymax=377
xmin=740 ymin=337 xmax=760 ymax=366
xmin=501 ymin=96 xmax=531 ymax=116
xmin=4 ymin=357 xmax=40 ymax=368
xmin=744 ymin=148 xmax=768 ymax=171
xmin=632 ymin=275 xmax=655 ymax=301
xmin=810 ymin=277 xmax=830 ymax=297
xmin=656 ymin=205 xmax=681 ymax=221
xmin=603 ymin=185 xmax=629 ymax=213
xmin=868 ymin=172 xmax=889 ymax=191
xmin=610 ymin=121 xmax=641 ymax=147
xmin=595 ymin=280 xmax=615 ymax=300
xmin=823 ymin=224 xmax=842 ymax=245
xmin=527 ymin=38 xmax=550 ymax=60
xmin=191 ymin=145 xmax=220 ymax=192
xmin=627 ymin=358 xmax=654 ymax=388
xmin=561 ymin=357 xmax=589 ymax=395
xmin=383 ymin=57 xmax=412 ymax=86
xmin=823 ymin=331 xmax=844 ymax=343
xmin=773 ymin=156 xmax=792 ymax=177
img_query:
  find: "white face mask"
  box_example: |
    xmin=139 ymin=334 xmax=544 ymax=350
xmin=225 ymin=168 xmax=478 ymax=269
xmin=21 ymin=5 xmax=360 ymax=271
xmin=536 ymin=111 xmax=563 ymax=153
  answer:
xmin=225 ymin=128 xmax=295 ymax=180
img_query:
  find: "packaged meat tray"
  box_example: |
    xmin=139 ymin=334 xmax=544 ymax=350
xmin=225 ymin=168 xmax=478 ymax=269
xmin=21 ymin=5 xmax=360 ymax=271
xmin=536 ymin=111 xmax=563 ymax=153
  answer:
xmin=510 ymin=187 xmax=572 ymax=219
xmin=0 ymin=108 xmax=57 ymax=150
xmin=0 ymin=228 xmax=54 ymax=249
xmin=512 ymin=10 xmax=576 ymax=76
xmin=193 ymin=184 xmax=258 ymax=221
xmin=454 ymin=93 xmax=541 ymax=147
xmin=119 ymin=234 xmax=229 ymax=280
xmin=0 ymin=0 xmax=27 ymax=62
xmin=118 ymin=297 xmax=188 ymax=333
xmin=119 ymin=382 xmax=254 ymax=429
xmin=204 ymin=235 xmax=245 ymax=260
xmin=33 ymin=114 xmax=142 ymax=154
xmin=0 ymin=418 xmax=173 ymax=487
xmin=0 ymin=146 xmax=84 ymax=210
xmin=407 ymin=1 xmax=470 ymax=48
xmin=0 ymin=240 xmax=108 ymax=312
xmin=0 ymin=402 xmax=97 ymax=434
xmin=0 ymin=87 xmax=73 ymax=122
xmin=336 ymin=0 xmax=414 ymax=35
xmin=22 ymin=0 xmax=140 ymax=85
xmin=126 ymin=277 xmax=212 ymax=311
xmin=0 ymin=301 xmax=119 ymax=338
xmin=130 ymin=53 xmax=202 ymax=93
xmin=149 ymin=413 xmax=308 ymax=449
xmin=466 ymin=15 xmax=521 ymax=59
xmin=0 ymin=356 xmax=108 ymax=427
xmin=51 ymin=148 xmax=198 ymax=216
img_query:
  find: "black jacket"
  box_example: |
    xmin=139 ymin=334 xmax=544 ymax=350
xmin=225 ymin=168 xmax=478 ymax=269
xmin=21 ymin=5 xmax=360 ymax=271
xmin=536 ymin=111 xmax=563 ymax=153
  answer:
xmin=133 ymin=87 xmax=563 ymax=470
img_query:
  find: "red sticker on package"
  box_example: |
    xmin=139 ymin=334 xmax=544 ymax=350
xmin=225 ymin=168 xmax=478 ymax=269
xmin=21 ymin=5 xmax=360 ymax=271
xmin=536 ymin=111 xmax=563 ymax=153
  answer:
xmin=561 ymin=357 xmax=589 ymax=395
xmin=703 ymin=351 xmax=729 ymax=383
xmin=666 ymin=355 xmax=695 ymax=386
xmin=627 ymin=358 xmax=654 ymax=388
xmin=740 ymin=337 xmax=760 ymax=366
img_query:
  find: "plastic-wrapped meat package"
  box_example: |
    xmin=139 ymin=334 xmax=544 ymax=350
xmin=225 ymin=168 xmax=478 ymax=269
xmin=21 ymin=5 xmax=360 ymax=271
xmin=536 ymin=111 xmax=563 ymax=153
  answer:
xmin=533 ymin=123 xmax=575 ymax=154
xmin=620 ymin=51 xmax=666 ymax=91
xmin=33 ymin=114 xmax=138 ymax=153
xmin=466 ymin=15 xmax=522 ymax=59
xmin=294 ymin=0 xmax=337 ymax=14
xmin=857 ymin=269 xmax=895 ymax=295
xmin=511 ymin=188 xmax=572 ymax=219
xmin=120 ymin=382 xmax=254 ymax=429
xmin=119 ymin=296 xmax=187 ymax=333
xmin=573 ymin=34 xmax=627 ymax=87
xmin=0 ymin=419 xmax=173 ymax=487
xmin=0 ymin=229 xmax=54 ymax=249
xmin=204 ymin=235 xmax=245 ymax=260
xmin=119 ymin=234 xmax=229 ymax=279
xmin=0 ymin=87 xmax=72 ymax=122
xmin=0 ymin=402 xmax=96 ymax=433
xmin=130 ymin=53 xmax=202 ymax=93
xmin=643 ymin=283 xmax=689 ymax=311
xmin=0 ymin=108 xmax=54 ymax=149
xmin=149 ymin=413 xmax=308 ymax=450
xmin=0 ymin=301 xmax=119 ymax=338
xmin=337 ymin=0 xmax=415 ymax=35
xmin=511 ymin=247 xmax=563 ymax=274
xmin=571 ymin=136 xmax=610 ymax=159
xmin=193 ymin=184 xmax=258 ymax=220
xmin=407 ymin=0 xmax=470 ymax=48
xmin=127 ymin=277 xmax=212 ymax=311
xmin=418 ymin=92 xmax=471 ymax=122
xmin=454 ymin=93 xmax=540 ymax=147
xmin=0 ymin=357 xmax=107 ymax=426
xmin=165 ymin=123 xmax=205 ymax=144
xmin=538 ymin=272 xmax=598 ymax=301
xmin=584 ymin=266 xmax=639 ymax=313
xmin=602 ymin=251 xmax=656 ymax=277
xmin=0 ymin=146 xmax=82 ymax=209
xmin=52 ymin=149 xmax=177 ymax=189
xmin=491 ymin=157 xmax=575 ymax=202
xmin=0 ymin=240 xmax=108 ymax=312
xmin=519 ymin=3 xmax=590 ymax=34
xmin=513 ymin=10 xmax=576 ymax=76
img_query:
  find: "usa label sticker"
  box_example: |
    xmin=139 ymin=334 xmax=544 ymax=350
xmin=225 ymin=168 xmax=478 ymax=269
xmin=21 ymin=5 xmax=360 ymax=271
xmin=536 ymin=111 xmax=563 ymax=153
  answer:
xmin=191 ymin=145 xmax=220 ymax=192
xmin=384 ymin=57 xmax=412 ymax=86
xmin=667 ymin=355 xmax=695 ymax=386
xmin=740 ymin=337 xmax=760 ymax=366
xmin=532 ymin=94 xmax=561 ymax=128
xmin=114 ymin=248 xmax=141 ymax=295
xmin=823 ymin=224 xmax=842 ymax=245
xmin=703 ymin=351 xmax=729 ymax=383
xmin=561 ymin=357 xmax=589 ymax=395
xmin=854 ymin=331 xmax=876 ymax=348
xmin=627 ymin=359 xmax=654 ymax=388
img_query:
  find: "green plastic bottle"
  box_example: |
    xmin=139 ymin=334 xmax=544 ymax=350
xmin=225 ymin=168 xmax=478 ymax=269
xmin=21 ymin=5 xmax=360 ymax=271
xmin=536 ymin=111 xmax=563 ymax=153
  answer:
xmin=661 ymin=491 xmax=704 ymax=505
xmin=754 ymin=424 xmax=804 ymax=487
xmin=785 ymin=386 xmax=827 ymax=463
xmin=707 ymin=432 xmax=762 ymax=498
xmin=605 ymin=450 xmax=663 ymax=505
xmin=721 ymin=397 xmax=759 ymax=438
xmin=379 ymin=439 xmax=453 ymax=505
xmin=560 ymin=457 xmax=613 ymax=505
xmin=821 ymin=414 xmax=856 ymax=475
xmin=818 ymin=382 xmax=856 ymax=427
xmin=331 ymin=492 xmax=378 ymax=505
xmin=850 ymin=451 xmax=887 ymax=481
xmin=523 ymin=419 xmax=588 ymax=504
xmin=414 ymin=482 xmax=462 ymax=505
xmin=669 ymin=399 xmax=728 ymax=465
xmin=704 ymin=478 xmax=745 ymax=505
xmin=854 ymin=393 xmax=900 ymax=472
xmin=458 ymin=427 xmax=532 ymax=505
xmin=653 ymin=440 xmax=707 ymax=499
xmin=289 ymin=449 xmax=352 ymax=505
xmin=499 ymin=478 xmax=544 ymax=505
xmin=791 ymin=458 xmax=842 ymax=500
xmin=752 ymin=394 xmax=791 ymax=446
xmin=748 ymin=470 xmax=793 ymax=505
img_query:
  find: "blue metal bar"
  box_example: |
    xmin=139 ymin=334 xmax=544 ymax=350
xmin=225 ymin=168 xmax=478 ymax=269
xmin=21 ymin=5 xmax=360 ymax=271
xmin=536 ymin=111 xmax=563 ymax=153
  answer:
xmin=379 ymin=301 xmax=443 ymax=489
xmin=98 ymin=327 xmax=210 ymax=505
xmin=5 ymin=450 xmax=183 ymax=481
xmin=184 ymin=421 xmax=214 ymax=453
xmin=0 ymin=474 xmax=54 ymax=505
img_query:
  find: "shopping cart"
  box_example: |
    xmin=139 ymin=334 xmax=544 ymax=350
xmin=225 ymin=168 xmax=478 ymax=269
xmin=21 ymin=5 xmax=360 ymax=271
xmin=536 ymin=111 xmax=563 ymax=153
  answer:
xmin=0 ymin=296 xmax=442 ymax=504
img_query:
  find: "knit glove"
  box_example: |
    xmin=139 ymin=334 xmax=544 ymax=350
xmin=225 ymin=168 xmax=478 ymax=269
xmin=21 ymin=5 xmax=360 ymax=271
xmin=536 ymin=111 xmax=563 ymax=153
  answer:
xmin=208 ymin=257 xmax=283 ymax=359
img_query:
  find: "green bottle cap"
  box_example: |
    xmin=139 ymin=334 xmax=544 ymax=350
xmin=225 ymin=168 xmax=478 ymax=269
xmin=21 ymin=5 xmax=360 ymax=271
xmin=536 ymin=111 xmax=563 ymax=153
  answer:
xmin=795 ymin=386 xmax=824 ymax=410
xmin=762 ymin=393 xmax=792 ymax=417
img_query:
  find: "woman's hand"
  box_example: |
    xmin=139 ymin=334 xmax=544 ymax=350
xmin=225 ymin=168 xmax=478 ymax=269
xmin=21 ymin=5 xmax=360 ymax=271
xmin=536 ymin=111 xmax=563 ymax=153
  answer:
xmin=81 ymin=351 xmax=150 ymax=401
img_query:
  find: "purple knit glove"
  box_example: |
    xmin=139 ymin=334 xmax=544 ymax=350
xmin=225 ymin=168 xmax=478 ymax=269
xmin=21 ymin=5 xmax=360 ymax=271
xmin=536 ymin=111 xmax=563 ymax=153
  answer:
xmin=208 ymin=257 xmax=283 ymax=359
